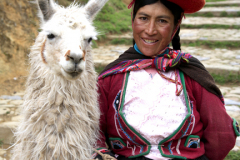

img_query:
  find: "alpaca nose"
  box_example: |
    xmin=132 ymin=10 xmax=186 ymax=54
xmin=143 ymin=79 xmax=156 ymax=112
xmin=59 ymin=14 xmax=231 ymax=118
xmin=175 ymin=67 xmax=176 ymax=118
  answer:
xmin=68 ymin=54 xmax=83 ymax=64
xmin=65 ymin=49 xmax=85 ymax=64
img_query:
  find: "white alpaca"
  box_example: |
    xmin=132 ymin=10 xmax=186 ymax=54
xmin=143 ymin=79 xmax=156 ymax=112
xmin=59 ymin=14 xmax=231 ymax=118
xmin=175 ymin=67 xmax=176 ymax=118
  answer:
xmin=11 ymin=0 xmax=108 ymax=159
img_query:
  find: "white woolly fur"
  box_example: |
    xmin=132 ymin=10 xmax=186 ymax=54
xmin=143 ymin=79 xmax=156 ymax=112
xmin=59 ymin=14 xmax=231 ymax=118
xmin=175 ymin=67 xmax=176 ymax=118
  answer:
xmin=10 ymin=0 xmax=108 ymax=159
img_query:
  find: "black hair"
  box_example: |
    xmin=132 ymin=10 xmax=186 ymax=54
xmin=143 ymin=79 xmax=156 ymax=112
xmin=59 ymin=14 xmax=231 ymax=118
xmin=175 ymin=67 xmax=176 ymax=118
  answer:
xmin=132 ymin=0 xmax=183 ymax=50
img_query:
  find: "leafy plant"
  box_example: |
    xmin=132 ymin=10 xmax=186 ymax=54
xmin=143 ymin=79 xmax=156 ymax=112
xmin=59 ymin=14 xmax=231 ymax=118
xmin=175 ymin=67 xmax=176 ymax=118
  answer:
xmin=186 ymin=12 xmax=214 ymax=17
xmin=187 ymin=12 xmax=240 ymax=17
xmin=206 ymin=4 xmax=240 ymax=7
xmin=211 ymin=73 xmax=240 ymax=85
xmin=183 ymin=41 xmax=240 ymax=49
xmin=206 ymin=0 xmax=226 ymax=2
xmin=95 ymin=65 xmax=105 ymax=74
xmin=181 ymin=24 xmax=240 ymax=29
xmin=225 ymin=150 xmax=240 ymax=160
xmin=0 ymin=139 xmax=3 ymax=147
xmin=93 ymin=0 xmax=132 ymax=40
xmin=110 ymin=38 xmax=132 ymax=45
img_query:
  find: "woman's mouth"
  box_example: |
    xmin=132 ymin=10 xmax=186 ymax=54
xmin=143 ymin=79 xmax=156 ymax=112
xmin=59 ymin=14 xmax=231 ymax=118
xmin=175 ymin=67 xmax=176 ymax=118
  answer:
xmin=142 ymin=38 xmax=159 ymax=44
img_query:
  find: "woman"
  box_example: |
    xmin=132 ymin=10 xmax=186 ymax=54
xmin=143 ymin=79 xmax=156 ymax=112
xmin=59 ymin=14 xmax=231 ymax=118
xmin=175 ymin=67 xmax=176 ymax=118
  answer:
xmin=93 ymin=0 xmax=239 ymax=160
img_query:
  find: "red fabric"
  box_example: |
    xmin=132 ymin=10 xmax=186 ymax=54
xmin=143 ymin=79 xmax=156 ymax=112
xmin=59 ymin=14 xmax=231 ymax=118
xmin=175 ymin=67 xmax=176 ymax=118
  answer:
xmin=97 ymin=72 xmax=236 ymax=159
xmin=128 ymin=0 xmax=206 ymax=13
xmin=168 ymin=0 xmax=205 ymax=13
xmin=184 ymin=75 xmax=236 ymax=160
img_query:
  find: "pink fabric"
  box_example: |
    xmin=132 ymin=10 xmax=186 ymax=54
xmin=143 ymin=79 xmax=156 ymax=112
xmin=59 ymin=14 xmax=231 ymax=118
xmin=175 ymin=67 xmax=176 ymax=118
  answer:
xmin=122 ymin=69 xmax=188 ymax=159
xmin=144 ymin=68 xmax=157 ymax=78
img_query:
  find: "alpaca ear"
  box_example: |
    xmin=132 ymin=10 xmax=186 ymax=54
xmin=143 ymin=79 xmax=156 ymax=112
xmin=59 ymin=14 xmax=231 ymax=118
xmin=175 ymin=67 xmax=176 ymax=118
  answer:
xmin=84 ymin=0 xmax=108 ymax=21
xmin=37 ymin=0 xmax=56 ymax=21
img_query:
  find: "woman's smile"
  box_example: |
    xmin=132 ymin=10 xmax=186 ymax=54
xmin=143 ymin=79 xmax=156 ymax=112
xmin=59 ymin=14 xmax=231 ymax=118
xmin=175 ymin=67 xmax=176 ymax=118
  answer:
xmin=141 ymin=38 xmax=159 ymax=44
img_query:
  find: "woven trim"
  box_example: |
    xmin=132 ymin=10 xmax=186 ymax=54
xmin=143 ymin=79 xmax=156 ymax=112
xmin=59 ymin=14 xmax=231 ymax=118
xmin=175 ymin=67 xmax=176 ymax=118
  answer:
xmin=109 ymin=137 xmax=127 ymax=149
xmin=233 ymin=118 xmax=240 ymax=137
xmin=184 ymin=135 xmax=200 ymax=148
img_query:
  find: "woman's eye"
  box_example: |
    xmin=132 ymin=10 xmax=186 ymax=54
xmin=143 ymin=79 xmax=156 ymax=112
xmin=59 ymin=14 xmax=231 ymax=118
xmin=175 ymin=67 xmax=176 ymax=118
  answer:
xmin=159 ymin=19 xmax=167 ymax=23
xmin=140 ymin=17 xmax=147 ymax=21
xmin=47 ymin=34 xmax=55 ymax=39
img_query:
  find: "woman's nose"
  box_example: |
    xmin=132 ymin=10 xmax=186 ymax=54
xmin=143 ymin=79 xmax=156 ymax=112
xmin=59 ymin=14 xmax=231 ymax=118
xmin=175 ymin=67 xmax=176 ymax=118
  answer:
xmin=145 ymin=20 xmax=157 ymax=35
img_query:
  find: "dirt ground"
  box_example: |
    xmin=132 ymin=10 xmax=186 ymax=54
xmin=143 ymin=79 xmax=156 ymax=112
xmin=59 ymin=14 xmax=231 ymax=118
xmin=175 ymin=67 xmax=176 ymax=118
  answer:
xmin=0 ymin=76 xmax=27 ymax=96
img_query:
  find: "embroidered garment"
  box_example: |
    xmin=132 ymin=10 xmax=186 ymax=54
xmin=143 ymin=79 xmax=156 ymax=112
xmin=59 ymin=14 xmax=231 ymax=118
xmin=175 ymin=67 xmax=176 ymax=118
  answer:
xmin=98 ymin=47 xmax=224 ymax=104
xmin=123 ymin=69 xmax=188 ymax=160
xmin=99 ymin=48 xmax=191 ymax=80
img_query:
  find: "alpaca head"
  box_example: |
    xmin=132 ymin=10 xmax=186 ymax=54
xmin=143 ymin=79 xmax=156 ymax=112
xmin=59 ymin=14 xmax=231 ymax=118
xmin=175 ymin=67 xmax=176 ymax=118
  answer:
xmin=37 ymin=0 xmax=107 ymax=80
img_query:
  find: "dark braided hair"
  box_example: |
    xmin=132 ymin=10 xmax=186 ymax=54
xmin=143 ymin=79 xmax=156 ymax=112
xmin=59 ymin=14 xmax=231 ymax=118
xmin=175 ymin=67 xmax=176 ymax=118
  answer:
xmin=132 ymin=0 xmax=183 ymax=50
xmin=172 ymin=27 xmax=181 ymax=50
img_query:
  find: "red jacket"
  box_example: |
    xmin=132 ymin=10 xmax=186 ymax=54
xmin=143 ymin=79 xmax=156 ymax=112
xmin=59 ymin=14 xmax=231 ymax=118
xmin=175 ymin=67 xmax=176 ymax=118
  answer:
xmin=96 ymin=71 xmax=238 ymax=160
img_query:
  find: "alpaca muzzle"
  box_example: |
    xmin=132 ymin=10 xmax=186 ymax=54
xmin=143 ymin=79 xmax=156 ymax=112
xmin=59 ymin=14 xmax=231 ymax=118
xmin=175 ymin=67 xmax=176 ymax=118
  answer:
xmin=62 ymin=48 xmax=86 ymax=78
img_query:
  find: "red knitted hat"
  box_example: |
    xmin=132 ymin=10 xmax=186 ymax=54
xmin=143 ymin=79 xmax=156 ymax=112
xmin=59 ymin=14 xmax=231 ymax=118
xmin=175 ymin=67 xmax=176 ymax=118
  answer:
xmin=168 ymin=0 xmax=205 ymax=13
xmin=128 ymin=0 xmax=206 ymax=13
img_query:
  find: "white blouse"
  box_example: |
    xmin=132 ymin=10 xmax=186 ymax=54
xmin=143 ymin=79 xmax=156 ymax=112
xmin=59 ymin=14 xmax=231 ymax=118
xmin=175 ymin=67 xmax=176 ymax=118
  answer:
xmin=122 ymin=68 xmax=187 ymax=160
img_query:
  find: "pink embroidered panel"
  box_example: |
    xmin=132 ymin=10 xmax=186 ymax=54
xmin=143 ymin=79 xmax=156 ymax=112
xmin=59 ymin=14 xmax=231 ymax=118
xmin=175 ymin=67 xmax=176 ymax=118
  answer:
xmin=122 ymin=68 xmax=187 ymax=159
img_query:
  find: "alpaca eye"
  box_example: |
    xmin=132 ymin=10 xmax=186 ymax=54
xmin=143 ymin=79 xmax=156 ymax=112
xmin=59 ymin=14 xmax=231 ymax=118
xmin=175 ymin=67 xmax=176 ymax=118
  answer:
xmin=47 ymin=34 xmax=55 ymax=39
xmin=88 ymin=38 xmax=92 ymax=43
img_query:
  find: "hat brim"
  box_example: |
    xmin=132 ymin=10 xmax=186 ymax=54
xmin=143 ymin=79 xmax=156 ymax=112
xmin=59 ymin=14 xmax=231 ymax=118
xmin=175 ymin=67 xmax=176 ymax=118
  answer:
xmin=167 ymin=0 xmax=205 ymax=13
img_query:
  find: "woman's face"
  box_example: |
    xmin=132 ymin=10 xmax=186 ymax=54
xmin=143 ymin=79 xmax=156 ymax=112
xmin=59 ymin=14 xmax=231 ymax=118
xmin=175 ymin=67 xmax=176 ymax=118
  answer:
xmin=133 ymin=1 xmax=175 ymax=56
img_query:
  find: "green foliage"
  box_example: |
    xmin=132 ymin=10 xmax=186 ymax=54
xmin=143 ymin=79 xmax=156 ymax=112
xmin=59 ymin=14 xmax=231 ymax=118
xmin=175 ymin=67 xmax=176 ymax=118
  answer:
xmin=225 ymin=150 xmax=240 ymax=160
xmin=94 ymin=0 xmax=132 ymax=40
xmin=91 ymin=40 xmax=98 ymax=48
xmin=205 ymin=4 xmax=240 ymax=7
xmin=219 ymin=11 xmax=240 ymax=17
xmin=183 ymin=41 xmax=240 ymax=49
xmin=181 ymin=24 xmax=240 ymax=29
xmin=95 ymin=65 xmax=105 ymax=74
xmin=220 ymin=11 xmax=228 ymax=17
xmin=211 ymin=73 xmax=240 ymax=85
xmin=206 ymin=0 xmax=226 ymax=2
xmin=0 ymin=139 xmax=3 ymax=147
xmin=110 ymin=39 xmax=132 ymax=45
xmin=186 ymin=12 xmax=214 ymax=17
xmin=187 ymin=11 xmax=240 ymax=17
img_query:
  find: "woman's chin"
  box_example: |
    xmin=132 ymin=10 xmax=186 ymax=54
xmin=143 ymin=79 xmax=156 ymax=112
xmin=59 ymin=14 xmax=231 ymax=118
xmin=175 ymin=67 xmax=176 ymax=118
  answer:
xmin=140 ymin=48 xmax=160 ymax=57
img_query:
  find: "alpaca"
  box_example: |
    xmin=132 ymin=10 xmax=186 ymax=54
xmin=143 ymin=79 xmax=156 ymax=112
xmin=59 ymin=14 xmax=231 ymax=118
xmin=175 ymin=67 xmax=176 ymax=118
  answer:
xmin=11 ymin=0 xmax=108 ymax=159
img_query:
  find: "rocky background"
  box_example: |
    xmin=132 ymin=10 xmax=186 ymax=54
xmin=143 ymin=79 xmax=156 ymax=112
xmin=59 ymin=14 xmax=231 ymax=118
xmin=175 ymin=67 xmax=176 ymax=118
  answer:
xmin=0 ymin=0 xmax=40 ymax=95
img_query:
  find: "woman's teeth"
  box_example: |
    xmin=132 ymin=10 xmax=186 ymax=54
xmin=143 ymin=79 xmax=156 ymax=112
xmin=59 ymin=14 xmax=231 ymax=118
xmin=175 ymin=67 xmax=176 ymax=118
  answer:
xmin=143 ymin=39 xmax=158 ymax=44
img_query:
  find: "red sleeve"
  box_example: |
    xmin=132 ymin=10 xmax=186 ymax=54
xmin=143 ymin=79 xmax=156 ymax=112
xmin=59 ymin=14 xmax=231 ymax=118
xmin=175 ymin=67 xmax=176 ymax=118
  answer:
xmin=96 ymin=77 xmax=110 ymax=149
xmin=184 ymin=75 xmax=236 ymax=160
